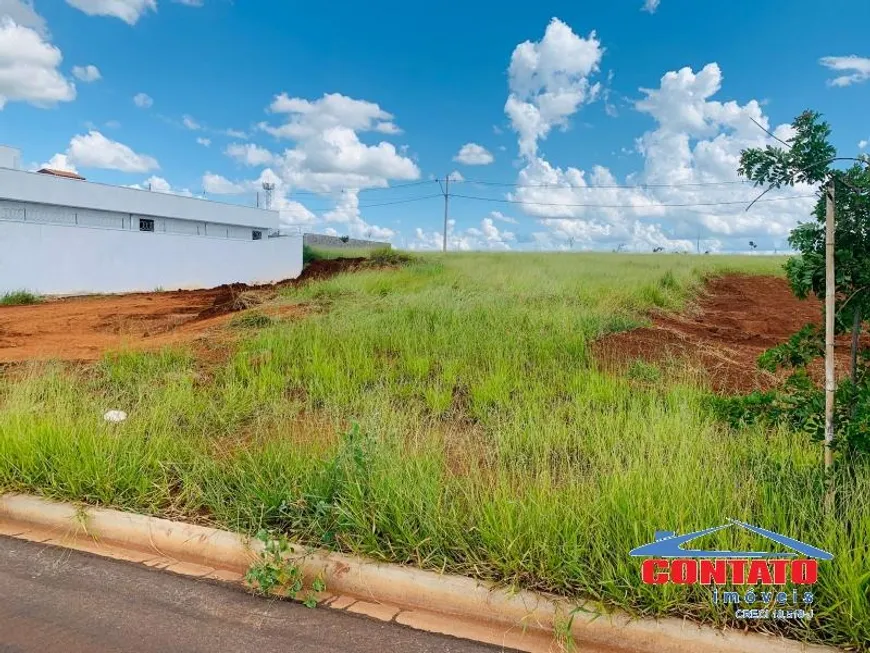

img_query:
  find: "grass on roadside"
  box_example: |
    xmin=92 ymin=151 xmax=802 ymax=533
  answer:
xmin=0 ymin=253 xmax=867 ymax=650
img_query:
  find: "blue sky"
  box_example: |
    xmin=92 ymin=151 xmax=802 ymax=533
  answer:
xmin=1 ymin=0 xmax=868 ymax=252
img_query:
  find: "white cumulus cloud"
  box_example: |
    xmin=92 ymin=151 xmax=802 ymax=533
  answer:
xmin=0 ymin=16 xmax=76 ymax=109
xmin=225 ymin=142 xmax=275 ymax=166
xmin=133 ymin=92 xmax=153 ymax=108
xmin=129 ymin=175 xmax=194 ymax=196
xmin=454 ymin=142 xmax=494 ymax=165
xmin=502 ymin=20 xmax=815 ymax=253
xmin=642 ymin=0 xmax=661 ymax=13
xmin=410 ymin=217 xmax=515 ymax=251
xmin=0 ymin=0 xmax=46 ymax=35
xmin=72 ymin=64 xmax=101 ymax=82
xmin=55 ymin=130 xmax=160 ymax=172
xmin=39 ymin=153 xmax=77 ymax=173
xmin=257 ymin=92 xmax=418 ymax=187
xmin=65 ymin=0 xmax=156 ymax=24
xmin=248 ymin=91 xmax=419 ymax=237
xmin=489 ymin=210 xmax=518 ymax=224
xmin=504 ymin=18 xmax=603 ymax=158
xmin=819 ymin=55 xmax=870 ymax=87
xmin=202 ymin=172 xmax=245 ymax=195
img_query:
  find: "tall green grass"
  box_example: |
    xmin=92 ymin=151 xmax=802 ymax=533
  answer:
xmin=303 ymin=245 xmax=386 ymax=262
xmin=0 ymin=253 xmax=866 ymax=649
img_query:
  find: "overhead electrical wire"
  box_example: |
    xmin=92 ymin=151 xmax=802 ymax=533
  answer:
xmin=356 ymin=193 xmax=443 ymax=209
xmin=456 ymin=177 xmax=755 ymax=190
xmin=267 ymin=179 xmax=438 ymax=198
xmin=285 ymin=177 xmax=766 ymax=198
xmin=356 ymin=180 xmax=439 ymax=191
xmin=448 ymin=192 xmax=818 ymax=209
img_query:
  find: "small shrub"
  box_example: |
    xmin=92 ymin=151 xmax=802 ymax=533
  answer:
xmin=658 ymin=270 xmax=678 ymax=290
xmin=303 ymin=245 xmax=323 ymax=266
xmin=1 ymin=290 xmax=41 ymax=306
xmin=626 ymin=360 xmax=661 ymax=383
xmin=757 ymin=324 xmax=824 ymax=372
xmin=230 ymin=311 xmax=275 ymax=329
xmin=710 ymin=350 xmax=870 ymax=455
xmin=369 ymin=247 xmax=413 ymax=266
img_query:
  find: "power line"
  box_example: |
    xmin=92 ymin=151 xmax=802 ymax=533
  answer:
xmin=356 ymin=193 xmax=442 ymax=209
xmin=285 ymin=179 xmax=438 ymax=197
xmin=449 ymin=192 xmax=817 ymax=209
xmin=459 ymin=177 xmax=755 ymax=190
xmin=356 ymin=180 xmax=439 ymax=192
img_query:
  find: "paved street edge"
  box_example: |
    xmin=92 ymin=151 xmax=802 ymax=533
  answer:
xmin=0 ymin=493 xmax=838 ymax=653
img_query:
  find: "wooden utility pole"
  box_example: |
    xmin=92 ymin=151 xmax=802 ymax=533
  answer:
xmin=442 ymin=175 xmax=450 ymax=253
xmin=824 ymin=179 xmax=836 ymax=473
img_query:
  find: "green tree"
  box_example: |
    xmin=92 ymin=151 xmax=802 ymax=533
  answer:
xmin=728 ymin=109 xmax=870 ymax=453
xmin=738 ymin=110 xmax=835 ymax=189
xmin=740 ymin=111 xmax=870 ymax=383
xmin=785 ymin=164 xmax=870 ymax=383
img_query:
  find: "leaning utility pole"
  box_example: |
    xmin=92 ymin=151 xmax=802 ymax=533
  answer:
xmin=824 ymin=180 xmax=836 ymax=473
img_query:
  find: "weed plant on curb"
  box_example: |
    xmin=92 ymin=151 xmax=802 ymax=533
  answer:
xmin=246 ymin=530 xmax=325 ymax=607
xmin=0 ymin=253 xmax=867 ymax=650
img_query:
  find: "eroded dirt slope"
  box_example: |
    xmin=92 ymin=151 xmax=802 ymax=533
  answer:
xmin=592 ymin=275 xmax=840 ymax=394
xmin=0 ymin=258 xmax=366 ymax=363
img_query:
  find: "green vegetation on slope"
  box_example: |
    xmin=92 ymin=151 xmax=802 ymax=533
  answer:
xmin=0 ymin=253 xmax=866 ymax=649
xmin=0 ymin=290 xmax=41 ymax=306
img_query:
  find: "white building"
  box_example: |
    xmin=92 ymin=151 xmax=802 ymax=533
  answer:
xmin=0 ymin=145 xmax=302 ymax=296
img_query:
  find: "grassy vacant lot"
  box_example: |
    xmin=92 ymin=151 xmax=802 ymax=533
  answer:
xmin=1 ymin=253 xmax=867 ymax=649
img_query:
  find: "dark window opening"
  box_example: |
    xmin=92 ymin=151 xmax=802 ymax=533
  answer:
xmin=139 ymin=218 xmax=155 ymax=232
xmin=252 ymin=230 xmax=263 ymax=241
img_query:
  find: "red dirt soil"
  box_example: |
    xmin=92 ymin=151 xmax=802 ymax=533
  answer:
xmin=592 ymin=275 xmax=854 ymax=394
xmin=0 ymin=258 xmax=367 ymax=363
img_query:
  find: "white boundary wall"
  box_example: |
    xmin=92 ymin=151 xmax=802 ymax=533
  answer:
xmin=0 ymin=220 xmax=303 ymax=295
xmin=0 ymin=167 xmax=278 ymax=230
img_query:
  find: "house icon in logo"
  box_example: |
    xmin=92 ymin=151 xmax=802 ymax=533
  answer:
xmin=629 ymin=519 xmax=833 ymax=560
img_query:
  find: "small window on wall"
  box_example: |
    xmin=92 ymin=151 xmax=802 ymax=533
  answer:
xmin=139 ymin=218 xmax=155 ymax=232
xmin=252 ymin=230 xmax=263 ymax=240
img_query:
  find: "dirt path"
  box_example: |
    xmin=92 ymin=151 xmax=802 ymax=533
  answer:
xmin=0 ymin=258 xmax=367 ymax=363
xmin=592 ymin=275 xmax=841 ymax=394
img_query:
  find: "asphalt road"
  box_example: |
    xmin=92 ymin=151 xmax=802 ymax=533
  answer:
xmin=0 ymin=536 xmax=509 ymax=653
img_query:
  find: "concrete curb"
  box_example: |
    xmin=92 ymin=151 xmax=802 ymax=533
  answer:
xmin=0 ymin=494 xmax=838 ymax=653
